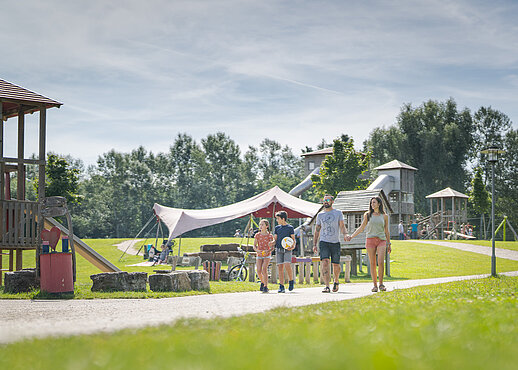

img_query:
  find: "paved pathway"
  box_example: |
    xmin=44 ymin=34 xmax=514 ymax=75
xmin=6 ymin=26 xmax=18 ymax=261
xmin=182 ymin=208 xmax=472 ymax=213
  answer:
xmin=1 ymin=271 xmax=517 ymax=345
xmin=412 ymin=240 xmax=518 ymax=261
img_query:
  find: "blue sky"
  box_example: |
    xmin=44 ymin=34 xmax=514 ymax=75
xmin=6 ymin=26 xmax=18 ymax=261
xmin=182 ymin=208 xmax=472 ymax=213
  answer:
xmin=2 ymin=0 xmax=517 ymax=166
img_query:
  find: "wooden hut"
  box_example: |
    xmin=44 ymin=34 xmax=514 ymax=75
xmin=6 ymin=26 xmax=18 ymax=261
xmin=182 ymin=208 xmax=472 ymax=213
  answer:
xmin=0 ymin=79 xmax=62 ymax=284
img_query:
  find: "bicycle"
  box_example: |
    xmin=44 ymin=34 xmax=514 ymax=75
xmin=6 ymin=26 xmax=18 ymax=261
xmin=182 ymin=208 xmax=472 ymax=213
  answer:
xmin=228 ymin=247 xmax=256 ymax=281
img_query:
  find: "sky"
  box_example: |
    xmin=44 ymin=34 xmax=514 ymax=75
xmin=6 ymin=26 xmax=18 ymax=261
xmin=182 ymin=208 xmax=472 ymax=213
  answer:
xmin=2 ymin=0 xmax=518 ymax=166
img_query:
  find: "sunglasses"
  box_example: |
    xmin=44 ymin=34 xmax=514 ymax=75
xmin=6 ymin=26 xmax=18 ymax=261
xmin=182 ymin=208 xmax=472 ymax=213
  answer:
xmin=323 ymin=198 xmax=333 ymax=202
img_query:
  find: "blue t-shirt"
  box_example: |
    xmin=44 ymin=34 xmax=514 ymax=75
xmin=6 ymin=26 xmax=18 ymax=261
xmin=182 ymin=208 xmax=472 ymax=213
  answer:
xmin=411 ymin=223 xmax=418 ymax=232
xmin=274 ymin=224 xmax=295 ymax=250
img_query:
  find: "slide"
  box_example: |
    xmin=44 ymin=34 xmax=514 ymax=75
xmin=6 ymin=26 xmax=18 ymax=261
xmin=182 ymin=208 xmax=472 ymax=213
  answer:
xmin=44 ymin=217 xmax=120 ymax=272
xmin=289 ymin=167 xmax=320 ymax=197
xmin=367 ymin=174 xmax=395 ymax=195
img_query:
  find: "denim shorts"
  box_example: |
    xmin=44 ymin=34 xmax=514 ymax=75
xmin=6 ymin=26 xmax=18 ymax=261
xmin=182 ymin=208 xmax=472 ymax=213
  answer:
xmin=276 ymin=248 xmax=292 ymax=264
xmin=319 ymin=241 xmax=341 ymax=264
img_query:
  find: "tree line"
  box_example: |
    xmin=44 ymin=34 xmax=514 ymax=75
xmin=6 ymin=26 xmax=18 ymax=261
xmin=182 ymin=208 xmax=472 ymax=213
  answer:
xmin=20 ymin=98 xmax=517 ymax=239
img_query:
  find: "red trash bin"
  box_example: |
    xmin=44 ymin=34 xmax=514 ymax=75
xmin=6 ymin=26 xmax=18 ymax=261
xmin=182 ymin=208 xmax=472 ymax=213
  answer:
xmin=40 ymin=252 xmax=74 ymax=293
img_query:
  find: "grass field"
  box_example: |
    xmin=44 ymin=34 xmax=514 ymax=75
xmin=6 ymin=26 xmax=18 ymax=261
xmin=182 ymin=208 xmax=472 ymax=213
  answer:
xmin=446 ymin=240 xmax=518 ymax=252
xmin=2 ymin=239 xmax=518 ymax=299
xmin=1 ymin=276 xmax=516 ymax=369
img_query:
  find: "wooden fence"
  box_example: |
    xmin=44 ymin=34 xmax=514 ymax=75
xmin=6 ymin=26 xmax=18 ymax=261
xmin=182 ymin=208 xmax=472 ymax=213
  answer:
xmin=0 ymin=200 xmax=40 ymax=249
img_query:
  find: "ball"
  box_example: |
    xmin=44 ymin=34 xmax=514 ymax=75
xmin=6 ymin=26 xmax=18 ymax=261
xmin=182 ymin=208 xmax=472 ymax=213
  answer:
xmin=281 ymin=237 xmax=294 ymax=250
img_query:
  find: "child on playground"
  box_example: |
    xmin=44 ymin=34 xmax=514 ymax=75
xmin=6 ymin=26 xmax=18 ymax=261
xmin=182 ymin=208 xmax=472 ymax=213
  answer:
xmin=253 ymin=219 xmax=274 ymax=293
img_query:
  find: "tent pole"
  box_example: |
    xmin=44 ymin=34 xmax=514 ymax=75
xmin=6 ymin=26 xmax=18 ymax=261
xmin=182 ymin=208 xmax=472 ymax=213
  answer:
xmin=119 ymin=214 xmax=156 ymax=261
xmin=177 ymin=237 xmax=182 ymax=257
xmin=271 ymin=202 xmax=277 ymax=231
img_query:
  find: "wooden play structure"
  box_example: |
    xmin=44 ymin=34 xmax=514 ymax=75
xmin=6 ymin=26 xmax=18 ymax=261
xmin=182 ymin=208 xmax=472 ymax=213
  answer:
xmin=1 ymin=78 xmax=118 ymax=285
xmin=424 ymin=187 xmax=469 ymax=240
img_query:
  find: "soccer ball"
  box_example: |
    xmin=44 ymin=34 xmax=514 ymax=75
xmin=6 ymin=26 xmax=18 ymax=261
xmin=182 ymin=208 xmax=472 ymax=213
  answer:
xmin=281 ymin=237 xmax=294 ymax=250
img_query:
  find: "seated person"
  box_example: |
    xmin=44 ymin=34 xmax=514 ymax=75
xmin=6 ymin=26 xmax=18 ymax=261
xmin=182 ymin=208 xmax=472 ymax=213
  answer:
xmin=148 ymin=245 xmax=158 ymax=261
xmin=152 ymin=242 xmax=170 ymax=265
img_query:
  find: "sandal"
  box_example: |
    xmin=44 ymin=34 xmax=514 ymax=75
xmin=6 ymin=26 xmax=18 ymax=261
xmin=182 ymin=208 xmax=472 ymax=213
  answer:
xmin=322 ymin=286 xmax=331 ymax=293
xmin=371 ymin=286 xmax=378 ymax=292
xmin=332 ymin=282 xmax=339 ymax=292
xmin=379 ymin=284 xmax=386 ymax=292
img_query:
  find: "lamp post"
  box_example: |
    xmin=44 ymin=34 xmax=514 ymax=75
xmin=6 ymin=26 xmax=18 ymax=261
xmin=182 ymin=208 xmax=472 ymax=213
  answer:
xmin=481 ymin=147 xmax=506 ymax=277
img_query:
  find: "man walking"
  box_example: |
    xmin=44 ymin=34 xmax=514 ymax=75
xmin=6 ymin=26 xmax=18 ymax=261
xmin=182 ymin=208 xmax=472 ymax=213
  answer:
xmin=271 ymin=211 xmax=296 ymax=293
xmin=313 ymin=195 xmax=350 ymax=293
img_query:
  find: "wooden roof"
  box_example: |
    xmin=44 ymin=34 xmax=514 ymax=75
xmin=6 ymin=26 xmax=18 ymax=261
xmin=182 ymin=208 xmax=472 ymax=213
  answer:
xmin=333 ymin=189 xmax=393 ymax=214
xmin=0 ymin=79 xmax=62 ymax=120
xmin=374 ymin=159 xmax=417 ymax=171
xmin=426 ymin=187 xmax=468 ymax=199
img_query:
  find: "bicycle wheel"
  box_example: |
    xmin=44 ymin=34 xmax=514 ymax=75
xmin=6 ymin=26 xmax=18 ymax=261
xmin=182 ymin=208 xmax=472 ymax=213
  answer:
xmin=228 ymin=264 xmax=248 ymax=281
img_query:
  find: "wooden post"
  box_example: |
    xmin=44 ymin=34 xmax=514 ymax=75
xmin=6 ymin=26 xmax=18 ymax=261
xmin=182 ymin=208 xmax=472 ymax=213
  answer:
xmin=0 ymin=249 xmax=3 ymax=285
xmin=304 ymin=262 xmax=311 ymax=284
xmin=248 ymin=262 xmax=256 ymax=282
xmin=344 ymin=255 xmax=351 ymax=283
xmin=298 ymin=262 xmax=304 ymax=284
xmin=269 ymin=261 xmax=277 ymax=284
xmin=17 ymin=107 xmax=25 ymax=201
xmin=16 ymin=249 xmax=22 ymax=270
xmin=35 ymin=106 xmax=46 ymax=282
xmin=312 ymin=258 xmax=319 ymax=283
xmin=9 ymin=249 xmax=14 ymax=271
xmin=169 ymin=255 xmax=178 ymax=271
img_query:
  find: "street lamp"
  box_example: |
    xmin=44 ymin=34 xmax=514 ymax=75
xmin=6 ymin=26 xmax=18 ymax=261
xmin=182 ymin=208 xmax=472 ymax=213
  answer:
xmin=481 ymin=147 xmax=506 ymax=277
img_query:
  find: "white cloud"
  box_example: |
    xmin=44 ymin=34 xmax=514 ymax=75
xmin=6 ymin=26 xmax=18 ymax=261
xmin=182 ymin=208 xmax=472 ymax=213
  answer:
xmin=1 ymin=0 xmax=518 ymax=166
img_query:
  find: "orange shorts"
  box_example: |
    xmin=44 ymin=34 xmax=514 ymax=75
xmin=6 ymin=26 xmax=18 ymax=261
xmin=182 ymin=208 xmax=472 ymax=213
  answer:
xmin=365 ymin=237 xmax=386 ymax=249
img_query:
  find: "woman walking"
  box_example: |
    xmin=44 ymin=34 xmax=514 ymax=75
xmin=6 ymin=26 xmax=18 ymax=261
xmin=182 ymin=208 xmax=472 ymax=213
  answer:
xmin=350 ymin=197 xmax=391 ymax=292
xmin=253 ymin=219 xmax=274 ymax=293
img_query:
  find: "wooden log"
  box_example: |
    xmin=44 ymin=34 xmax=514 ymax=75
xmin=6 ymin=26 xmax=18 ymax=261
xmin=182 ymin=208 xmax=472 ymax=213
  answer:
xmin=298 ymin=262 xmax=304 ymax=284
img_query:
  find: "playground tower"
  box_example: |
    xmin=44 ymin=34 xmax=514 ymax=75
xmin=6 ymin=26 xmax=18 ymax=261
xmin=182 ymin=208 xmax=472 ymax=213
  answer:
xmin=367 ymin=160 xmax=417 ymax=236
xmin=0 ymin=79 xmax=61 ymax=284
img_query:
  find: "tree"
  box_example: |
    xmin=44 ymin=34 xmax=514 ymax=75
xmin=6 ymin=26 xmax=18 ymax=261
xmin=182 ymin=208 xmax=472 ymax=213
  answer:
xmin=311 ymin=135 xmax=370 ymax=197
xmin=246 ymin=138 xmax=304 ymax=193
xmin=495 ymin=128 xmax=518 ymax=237
xmin=364 ymin=98 xmax=474 ymax=213
xmin=472 ymin=107 xmax=512 ymax=182
xmin=201 ymin=132 xmax=242 ymax=207
xmin=44 ymin=153 xmax=82 ymax=205
xmin=468 ymin=167 xmax=491 ymax=239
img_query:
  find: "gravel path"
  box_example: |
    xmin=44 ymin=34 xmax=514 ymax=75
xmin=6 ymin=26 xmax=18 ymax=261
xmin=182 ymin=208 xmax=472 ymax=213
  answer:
xmin=412 ymin=240 xmax=518 ymax=261
xmin=2 ymin=271 xmax=517 ymax=345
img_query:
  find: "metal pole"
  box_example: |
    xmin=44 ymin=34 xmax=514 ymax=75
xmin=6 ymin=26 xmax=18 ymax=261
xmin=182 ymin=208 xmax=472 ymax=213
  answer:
xmin=491 ymin=161 xmax=496 ymax=277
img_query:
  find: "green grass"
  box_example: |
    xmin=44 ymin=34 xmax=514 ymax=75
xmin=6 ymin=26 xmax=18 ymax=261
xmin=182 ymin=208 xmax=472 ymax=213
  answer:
xmin=444 ymin=240 xmax=518 ymax=252
xmin=1 ymin=276 xmax=516 ymax=370
xmin=2 ymin=239 xmax=518 ymax=299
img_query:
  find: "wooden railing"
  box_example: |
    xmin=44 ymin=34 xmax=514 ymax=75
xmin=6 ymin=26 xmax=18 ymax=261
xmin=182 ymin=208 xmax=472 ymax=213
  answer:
xmin=0 ymin=200 xmax=40 ymax=248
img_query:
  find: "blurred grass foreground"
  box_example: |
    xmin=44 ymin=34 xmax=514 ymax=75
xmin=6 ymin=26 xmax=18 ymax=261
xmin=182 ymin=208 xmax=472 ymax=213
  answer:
xmin=1 ymin=276 xmax=517 ymax=370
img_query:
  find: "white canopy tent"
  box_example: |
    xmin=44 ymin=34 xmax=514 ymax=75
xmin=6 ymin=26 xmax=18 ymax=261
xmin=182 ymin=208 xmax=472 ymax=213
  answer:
xmin=153 ymin=186 xmax=321 ymax=240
